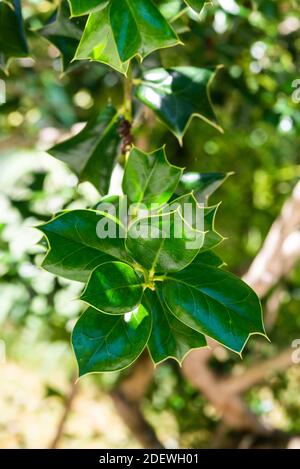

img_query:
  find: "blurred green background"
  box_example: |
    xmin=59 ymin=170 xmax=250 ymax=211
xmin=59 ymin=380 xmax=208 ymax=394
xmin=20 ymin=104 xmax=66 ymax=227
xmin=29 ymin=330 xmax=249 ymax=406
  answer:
xmin=0 ymin=0 xmax=300 ymax=448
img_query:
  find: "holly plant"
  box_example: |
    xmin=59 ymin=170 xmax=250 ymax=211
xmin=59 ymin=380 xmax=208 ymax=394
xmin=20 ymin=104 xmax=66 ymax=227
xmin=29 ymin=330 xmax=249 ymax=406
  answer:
xmin=38 ymin=144 xmax=266 ymax=375
xmin=1 ymin=0 xmax=267 ymax=375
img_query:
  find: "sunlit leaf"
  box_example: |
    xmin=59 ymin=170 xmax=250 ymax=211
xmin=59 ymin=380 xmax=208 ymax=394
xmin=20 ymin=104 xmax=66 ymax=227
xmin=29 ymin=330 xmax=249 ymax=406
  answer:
xmin=72 ymin=306 xmax=151 ymax=375
xmin=162 ymin=264 xmax=266 ymax=353
xmin=144 ymin=288 xmax=206 ymax=365
xmin=81 ymin=261 xmax=144 ymax=314
xmin=136 ymin=66 xmax=222 ymax=143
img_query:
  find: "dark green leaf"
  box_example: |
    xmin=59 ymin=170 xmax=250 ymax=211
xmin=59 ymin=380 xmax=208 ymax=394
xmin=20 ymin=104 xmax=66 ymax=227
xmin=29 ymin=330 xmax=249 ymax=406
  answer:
xmin=81 ymin=261 xmax=144 ymax=314
xmin=48 ymin=105 xmax=121 ymax=195
xmin=74 ymin=5 xmax=129 ymax=74
xmin=136 ymin=66 xmax=222 ymax=143
xmin=202 ymin=205 xmax=224 ymax=251
xmin=75 ymin=0 xmax=180 ymax=73
xmin=0 ymin=0 xmax=28 ymax=70
xmin=122 ymin=147 xmax=183 ymax=208
xmin=162 ymin=264 xmax=266 ymax=354
xmin=162 ymin=193 xmax=224 ymax=251
xmin=38 ymin=209 xmax=128 ymax=282
xmin=40 ymin=0 xmax=86 ymax=71
xmin=144 ymin=289 xmax=206 ymax=365
xmin=68 ymin=0 xmax=108 ymax=16
xmin=190 ymin=250 xmax=224 ymax=268
xmin=72 ymin=306 xmax=151 ymax=375
xmin=126 ymin=210 xmax=204 ymax=274
xmin=179 ymin=172 xmax=233 ymax=202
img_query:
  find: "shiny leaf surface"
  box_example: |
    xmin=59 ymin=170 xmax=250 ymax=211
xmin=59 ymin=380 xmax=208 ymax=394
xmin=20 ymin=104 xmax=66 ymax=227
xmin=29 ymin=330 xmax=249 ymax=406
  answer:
xmin=144 ymin=289 xmax=206 ymax=365
xmin=136 ymin=66 xmax=222 ymax=142
xmin=68 ymin=0 xmax=108 ymax=16
xmin=122 ymin=147 xmax=183 ymax=208
xmin=72 ymin=306 xmax=151 ymax=375
xmin=126 ymin=210 xmax=204 ymax=273
xmin=38 ymin=210 xmax=128 ymax=282
xmin=162 ymin=264 xmax=266 ymax=353
xmin=75 ymin=0 xmax=179 ymax=73
xmin=81 ymin=261 xmax=144 ymax=314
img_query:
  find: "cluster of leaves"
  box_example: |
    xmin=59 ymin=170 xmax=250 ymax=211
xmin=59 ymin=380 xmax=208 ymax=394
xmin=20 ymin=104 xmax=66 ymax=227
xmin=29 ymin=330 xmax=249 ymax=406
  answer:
xmin=39 ymin=146 xmax=265 ymax=375
xmin=1 ymin=0 xmax=300 ymax=443
xmin=1 ymin=0 xmax=268 ymax=374
xmin=1 ymin=0 xmax=207 ymax=72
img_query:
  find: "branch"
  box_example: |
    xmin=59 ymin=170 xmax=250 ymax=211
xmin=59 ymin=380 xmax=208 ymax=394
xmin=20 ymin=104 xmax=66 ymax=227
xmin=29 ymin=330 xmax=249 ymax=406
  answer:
xmin=110 ymin=352 xmax=164 ymax=449
xmin=182 ymin=348 xmax=269 ymax=433
xmin=222 ymin=348 xmax=292 ymax=395
xmin=49 ymin=374 xmax=79 ymax=449
xmin=243 ymin=181 xmax=300 ymax=296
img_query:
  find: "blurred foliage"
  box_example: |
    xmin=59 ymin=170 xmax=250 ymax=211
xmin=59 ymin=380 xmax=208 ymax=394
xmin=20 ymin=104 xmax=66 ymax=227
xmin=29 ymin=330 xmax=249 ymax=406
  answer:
xmin=0 ymin=0 xmax=300 ymax=448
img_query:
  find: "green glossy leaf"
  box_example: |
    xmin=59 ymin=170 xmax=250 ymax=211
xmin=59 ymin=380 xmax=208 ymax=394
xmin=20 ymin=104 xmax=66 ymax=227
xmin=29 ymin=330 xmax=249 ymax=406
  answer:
xmin=190 ymin=250 xmax=224 ymax=268
xmin=144 ymin=289 xmax=206 ymax=365
xmin=40 ymin=1 xmax=85 ymax=71
xmin=75 ymin=0 xmax=179 ymax=73
xmin=81 ymin=261 xmax=144 ymax=314
xmin=162 ymin=264 xmax=266 ymax=354
xmin=0 ymin=0 xmax=28 ymax=70
xmin=179 ymin=172 xmax=233 ymax=202
xmin=38 ymin=209 xmax=128 ymax=282
xmin=72 ymin=306 xmax=151 ymax=375
xmin=136 ymin=66 xmax=222 ymax=143
xmin=202 ymin=205 xmax=224 ymax=251
xmin=48 ymin=105 xmax=121 ymax=195
xmin=126 ymin=210 xmax=204 ymax=274
xmin=68 ymin=0 xmax=108 ymax=16
xmin=122 ymin=147 xmax=183 ymax=208
xmin=110 ymin=0 xmax=179 ymax=62
xmin=162 ymin=193 xmax=224 ymax=251
xmin=74 ymin=6 xmax=129 ymax=74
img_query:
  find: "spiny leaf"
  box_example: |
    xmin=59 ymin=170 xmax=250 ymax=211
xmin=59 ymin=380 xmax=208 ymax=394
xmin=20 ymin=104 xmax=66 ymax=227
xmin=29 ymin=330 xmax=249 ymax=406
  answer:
xmin=162 ymin=264 xmax=266 ymax=354
xmin=161 ymin=193 xmax=224 ymax=251
xmin=0 ymin=0 xmax=28 ymax=70
xmin=72 ymin=306 xmax=151 ymax=375
xmin=75 ymin=0 xmax=180 ymax=74
xmin=136 ymin=66 xmax=222 ymax=143
xmin=74 ymin=6 xmax=129 ymax=74
xmin=179 ymin=172 xmax=233 ymax=202
xmin=38 ymin=209 xmax=129 ymax=282
xmin=122 ymin=146 xmax=183 ymax=209
xmin=48 ymin=105 xmax=121 ymax=195
xmin=80 ymin=261 xmax=144 ymax=314
xmin=126 ymin=210 xmax=204 ymax=274
xmin=40 ymin=0 xmax=86 ymax=71
xmin=144 ymin=288 xmax=206 ymax=365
